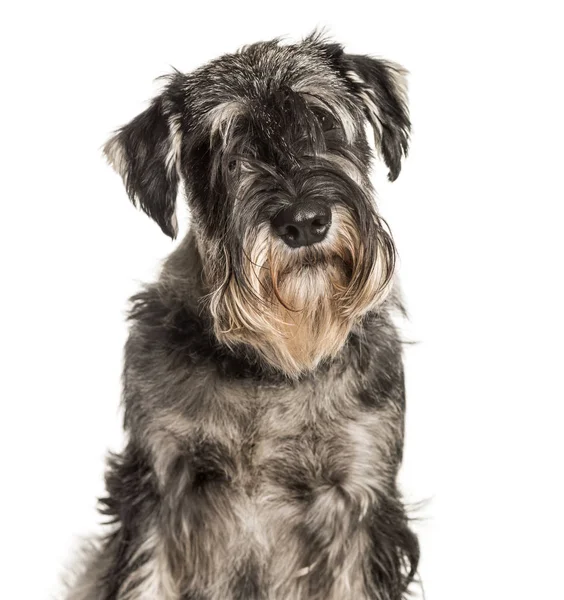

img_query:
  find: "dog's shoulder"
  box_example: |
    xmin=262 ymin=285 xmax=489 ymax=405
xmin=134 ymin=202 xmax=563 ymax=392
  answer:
xmin=124 ymin=284 xmax=212 ymax=365
xmin=345 ymin=301 xmax=406 ymax=406
xmin=124 ymin=283 xmax=283 ymax=383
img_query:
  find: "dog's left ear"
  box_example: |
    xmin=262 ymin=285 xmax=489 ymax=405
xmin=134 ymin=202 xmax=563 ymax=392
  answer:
xmin=344 ymin=55 xmax=410 ymax=181
xmin=104 ymin=95 xmax=182 ymax=239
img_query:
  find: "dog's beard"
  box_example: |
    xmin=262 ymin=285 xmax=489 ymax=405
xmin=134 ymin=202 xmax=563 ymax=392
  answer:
xmin=208 ymin=206 xmax=395 ymax=377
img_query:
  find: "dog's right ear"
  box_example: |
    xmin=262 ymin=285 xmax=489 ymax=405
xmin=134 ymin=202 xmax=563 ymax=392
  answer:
xmin=104 ymin=95 xmax=182 ymax=239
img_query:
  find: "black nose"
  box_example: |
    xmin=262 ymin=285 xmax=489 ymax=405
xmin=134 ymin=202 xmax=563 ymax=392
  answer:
xmin=271 ymin=202 xmax=332 ymax=248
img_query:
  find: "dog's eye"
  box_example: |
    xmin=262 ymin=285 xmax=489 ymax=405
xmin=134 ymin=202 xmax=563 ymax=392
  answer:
xmin=227 ymin=160 xmax=237 ymax=172
xmin=319 ymin=113 xmax=337 ymax=132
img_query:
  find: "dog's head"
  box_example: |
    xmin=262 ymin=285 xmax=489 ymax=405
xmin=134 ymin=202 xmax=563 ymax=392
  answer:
xmin=105 ymin=34 xmax=410 ymax=376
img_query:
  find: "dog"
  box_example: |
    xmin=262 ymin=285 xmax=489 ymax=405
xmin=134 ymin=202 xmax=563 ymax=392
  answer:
xmin=67 ymin=32 xmax=419 ymax=600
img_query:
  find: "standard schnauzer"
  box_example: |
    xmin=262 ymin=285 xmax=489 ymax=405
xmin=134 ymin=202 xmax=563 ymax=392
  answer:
xmin=67 ymin=33 xmax=419 ymax=600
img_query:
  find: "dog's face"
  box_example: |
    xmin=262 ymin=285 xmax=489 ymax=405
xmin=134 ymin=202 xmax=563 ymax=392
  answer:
xmin=105 ymin=34 xmax=410 ymax=376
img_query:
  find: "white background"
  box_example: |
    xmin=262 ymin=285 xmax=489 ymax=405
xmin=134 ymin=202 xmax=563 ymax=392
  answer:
xmin=1 ymin=1 xmax=563 ymax=598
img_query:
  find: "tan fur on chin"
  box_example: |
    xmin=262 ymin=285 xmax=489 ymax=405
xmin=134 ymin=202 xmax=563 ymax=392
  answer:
xmin=208 ymin=207 xmax=394 ymax=377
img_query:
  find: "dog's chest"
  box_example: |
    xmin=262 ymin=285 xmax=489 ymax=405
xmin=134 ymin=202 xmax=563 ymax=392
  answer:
xmin=178 ymin=374 xmax=389 ymax=598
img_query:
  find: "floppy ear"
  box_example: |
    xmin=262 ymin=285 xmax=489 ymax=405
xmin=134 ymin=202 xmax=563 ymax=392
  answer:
xmin=344 ymin=55 xmax=410 ymax=181
xmin=104 ymin=96 xmax=182 ymax=238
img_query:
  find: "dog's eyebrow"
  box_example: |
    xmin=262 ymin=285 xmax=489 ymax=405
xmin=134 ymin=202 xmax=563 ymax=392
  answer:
xmin=207 ymin=101 xmax=247 ymax=147
xmin=206 ymin=92 xmax=357 ymax=147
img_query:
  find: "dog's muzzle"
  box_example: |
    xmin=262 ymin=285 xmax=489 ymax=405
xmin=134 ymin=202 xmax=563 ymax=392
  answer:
xmin=271 ymin=201 xmax=332 ymax=248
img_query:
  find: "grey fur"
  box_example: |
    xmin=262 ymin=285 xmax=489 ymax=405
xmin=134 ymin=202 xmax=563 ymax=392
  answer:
xmin=66 ymin=33 xmax=418 ymax=599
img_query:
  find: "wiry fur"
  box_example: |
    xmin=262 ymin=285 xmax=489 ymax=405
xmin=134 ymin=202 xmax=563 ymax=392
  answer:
xmin=210 ymin=204 xmax=395 ymax=375
xmin=66 ymin=33 xmax=418 ymax=599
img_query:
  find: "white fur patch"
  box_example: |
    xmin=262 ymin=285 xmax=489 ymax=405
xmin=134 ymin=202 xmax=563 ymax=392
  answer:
xmin=207 ymin=101 xmax=246 ymax=147
xmin=165 ymin=115 xmax=183 ymax=177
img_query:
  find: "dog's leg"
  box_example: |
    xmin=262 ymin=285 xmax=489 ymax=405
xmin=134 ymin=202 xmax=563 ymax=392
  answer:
xmin=65 ymin=525 xmax=178 ymax=600
xmin=66 ymin=530 xmax=176 ymax=600
xmin=65 ymin=443 xmax=179 ymax=600
xmin=144 ymin=433 xmax=249 ymax=600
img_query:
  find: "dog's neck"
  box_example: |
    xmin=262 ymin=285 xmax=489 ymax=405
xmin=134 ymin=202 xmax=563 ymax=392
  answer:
xmin=155 ymin=229 xmax=394 ymax=382
xmin=160 ymin=229 xmax=207 ymax=308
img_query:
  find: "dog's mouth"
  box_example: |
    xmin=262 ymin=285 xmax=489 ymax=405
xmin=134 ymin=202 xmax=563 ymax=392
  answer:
xmin=298 ymin=252 xmax=337 ymax=268
xmin=278 ymin=250 xmax=347 ymax=270
xmin=274 ymin=253 xmax=352 ymax=287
